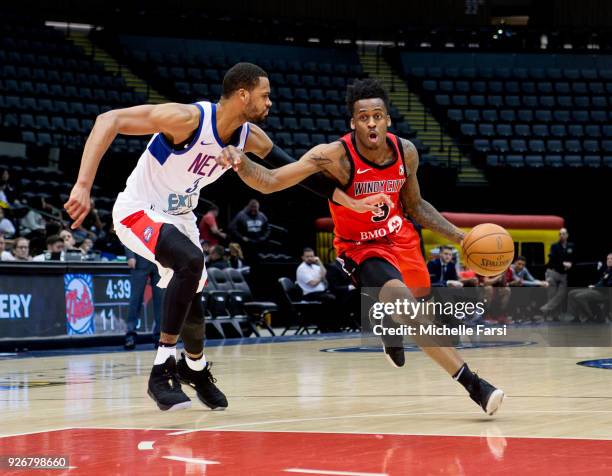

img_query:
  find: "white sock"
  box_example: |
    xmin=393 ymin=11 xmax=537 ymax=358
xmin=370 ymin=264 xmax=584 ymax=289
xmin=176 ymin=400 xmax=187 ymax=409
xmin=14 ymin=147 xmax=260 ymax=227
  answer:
xmin=186 ymin=353 xmax=206 ymax=371
xmin=154 ymin=345 xmax=176 ymax=365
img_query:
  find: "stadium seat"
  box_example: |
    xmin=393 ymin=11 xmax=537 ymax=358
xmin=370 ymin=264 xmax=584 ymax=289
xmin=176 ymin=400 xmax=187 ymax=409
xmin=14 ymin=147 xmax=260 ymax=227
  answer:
xmin=460 ymin=123 xmax=477 ymax=137
xmin=506 ymin=155 xmax=524 ymax=167
xmin=550 ymin=125 xmax=567 ymax=138
xmin=447 ymin=109 xmax=463 ymax=122
xmin=487 ymin=95 xmax=504 ymax=107
xmin=478 ymin=124 xmax=495 ymax=137
xmin=528 ymin=140 xmax=546 ymax=153
xmin=481 ymin=109 xmax=498 ymax=122
xmin=546 ymin=140 xmax=563 ymax=153
xmin=568 ymin=124 xmax=584 ymax=137
xmin=464 ymin=109 xmax=480 ymax=122
xmin=510 ymin=139 xmax=527 ymax=153
xmin=515 ymin=124 xmax=530 ymax=137
xmin=532 ymin=124 xmax=549 ymax=137
xmin=534 ymin=110 xmax=552 ymax=123
xmin=584 ymin=155 xmax=601 ymax=167
xmin=564 ymin=155 xmax=583 ymax=167
xmin=544 ymin=155 xmax=563 ymax=167
xmin=473 ymin=139 xmax=490 ymax=153
xmin=496 ymin=124 xmax=513 ymax=137
xmin=492 ymin=139 xmax=509 ymax=153
xmin=584 ymin=140 xmax=601 ymax=153
xmin=499 ymin=110 xmax=516 ymax=122
xmin=525 ymin=155 xmax=544 ymax=167
xmin=553 ymin=110 xmax=571 ymax=123
xmin=565 ymin=140 xmax=582 ymax=153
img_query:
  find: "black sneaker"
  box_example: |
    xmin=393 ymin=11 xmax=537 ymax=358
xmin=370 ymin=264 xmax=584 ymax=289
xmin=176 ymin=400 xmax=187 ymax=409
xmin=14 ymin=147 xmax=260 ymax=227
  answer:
xmin=467 ymin=375 xmax=505 ymax=415
xmin=369 ymin=312 xmax=405 ymax=368
xmin=124 ymin=333 xmax=136 ymax=350
xmin=147 ymin=356 xmax=192 ymax=411
xmin=177 ymin=353 xmax=228 ymax=410
xmin=383 ymin=346 xmax=405 ymax=368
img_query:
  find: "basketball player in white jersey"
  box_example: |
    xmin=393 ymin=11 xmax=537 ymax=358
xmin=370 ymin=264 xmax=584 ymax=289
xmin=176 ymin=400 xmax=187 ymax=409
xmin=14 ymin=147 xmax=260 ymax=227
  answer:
xmin=65 ymin=63 xmax=389 ymax=411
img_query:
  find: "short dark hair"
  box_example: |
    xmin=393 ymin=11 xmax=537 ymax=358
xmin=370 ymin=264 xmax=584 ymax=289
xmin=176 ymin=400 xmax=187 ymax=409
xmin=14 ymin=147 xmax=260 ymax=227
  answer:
xmin=440 ymin=245 xmax=454 ymax=253
xmin=46 ymin=234 xmax=63 ymax=246
xmin=346 ymin=78 xmax=390 ymax=116
xmin=211 ymin=245 xmax=225 ymax=256
xmin=302 ymin=247 xmax=314 ymax=254
xmin=516 ymin=256 xmax=527 ymax=262
xmin=222 ymin=62 xmax=268 ymax=98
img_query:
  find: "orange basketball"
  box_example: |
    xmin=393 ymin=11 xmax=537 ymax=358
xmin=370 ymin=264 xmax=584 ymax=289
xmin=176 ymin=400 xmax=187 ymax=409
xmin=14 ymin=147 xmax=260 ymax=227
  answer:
xmin=462 ymin=223 xmax=515 ymax=277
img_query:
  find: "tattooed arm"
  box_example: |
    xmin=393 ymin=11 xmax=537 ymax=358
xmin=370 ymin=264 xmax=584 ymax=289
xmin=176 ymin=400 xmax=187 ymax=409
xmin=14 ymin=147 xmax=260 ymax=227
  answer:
xmin=399 ymin=139 xmax=465 ymax=244
xmin=217 ymin=143 xmax=393 ymax=212
xmin=217 ymin=143 xmax=335 ymax=194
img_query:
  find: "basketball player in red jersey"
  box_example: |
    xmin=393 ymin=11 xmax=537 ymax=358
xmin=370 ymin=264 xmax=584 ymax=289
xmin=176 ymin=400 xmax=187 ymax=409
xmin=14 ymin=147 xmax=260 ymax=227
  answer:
xmin=216 ymin=79 xmax=504 ymax=415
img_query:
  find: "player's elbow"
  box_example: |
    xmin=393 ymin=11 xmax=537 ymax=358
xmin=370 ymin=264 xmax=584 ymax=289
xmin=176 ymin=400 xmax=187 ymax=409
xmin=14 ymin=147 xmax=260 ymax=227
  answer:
xmin=95 ymin=110 xmax=119 ymax=133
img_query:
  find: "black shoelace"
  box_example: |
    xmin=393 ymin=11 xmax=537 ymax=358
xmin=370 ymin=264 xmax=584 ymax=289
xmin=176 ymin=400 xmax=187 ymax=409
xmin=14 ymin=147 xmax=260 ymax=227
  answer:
xmin=202 ymin=362 xmax=217 ymax=384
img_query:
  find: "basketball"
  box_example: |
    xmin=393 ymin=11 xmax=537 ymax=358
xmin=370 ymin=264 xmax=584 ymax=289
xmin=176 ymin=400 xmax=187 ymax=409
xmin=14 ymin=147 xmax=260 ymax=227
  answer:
xmin=462 ymin=223 xmax=515 ymax=277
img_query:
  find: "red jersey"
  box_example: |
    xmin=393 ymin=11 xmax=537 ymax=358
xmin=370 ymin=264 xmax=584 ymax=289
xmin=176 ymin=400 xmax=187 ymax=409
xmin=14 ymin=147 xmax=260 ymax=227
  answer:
xmin=329 ymin=132 xmax=412 ymax=243
xmin=329 ymin=132 xmax=429 ymax=295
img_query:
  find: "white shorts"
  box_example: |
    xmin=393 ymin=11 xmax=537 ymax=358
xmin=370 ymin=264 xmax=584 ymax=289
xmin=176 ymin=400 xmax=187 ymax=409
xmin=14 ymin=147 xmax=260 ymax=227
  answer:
xmin=112 ymin=193 xmax=207 ymax=292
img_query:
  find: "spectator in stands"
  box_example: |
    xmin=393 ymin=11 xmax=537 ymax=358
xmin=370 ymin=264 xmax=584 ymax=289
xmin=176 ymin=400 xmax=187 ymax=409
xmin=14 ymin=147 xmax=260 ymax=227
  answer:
xmin=479 ymin=272 xmax=511 ymax=323
xmin=0 ymin=208 xmax=16 ymax=238
xmin=0 ymin=169 xmax=15 ymax=207
xmin=540 ymin=228 xmax=575 ymax=318
xmin=0 ymin=233 xmax=15 ymax=261
xmin=228 ymin=242 xmax=249 ymax=275
xmin=427 ymin=245 xmax=463 ymax=288
xmin=458 ymin=265 xmax=479 ymax=286
xmin=567 ymin=253 xmax=612 ymax=323
xmin=19 ymin=198 xmax=47 ymax=236
xmin=59 ymin=229 xmax=78 ymax=251
xmin=77 ymin=198 xmax=104 ymax=242
xmin=198 ymin=204 xmax=226 ymax=247
xmin=33 ymin=235 xmax=65 ymax=262
xmin=79 ymin=238 xmax=94 ymax=255
xmin=11 ymin=237 xmax=31 ymax=261
xmin=296 ymin=247 xmax=336 ymax=304
xmin=229 ymin=199 xmax=270 ymax=258
xmin=508 ymin=256 xmax=549 ymax=287
xmin=94 ymin=223 xmax=125 ymax=258
xmin=207 ymin=245 xmax=229 ymax=270
xmin=124 ymin=247 xmax=163 ymax=350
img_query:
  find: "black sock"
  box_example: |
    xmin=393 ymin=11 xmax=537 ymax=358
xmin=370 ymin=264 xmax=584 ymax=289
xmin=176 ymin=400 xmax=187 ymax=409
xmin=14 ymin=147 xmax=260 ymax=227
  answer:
xmin=453 ymin=363 xmax=477 ymax=392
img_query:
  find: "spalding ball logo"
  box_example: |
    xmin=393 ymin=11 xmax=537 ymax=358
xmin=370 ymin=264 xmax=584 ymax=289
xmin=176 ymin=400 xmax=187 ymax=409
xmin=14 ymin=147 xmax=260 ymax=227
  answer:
xmin=496 ymin=236 xmax=503 ymax=250
xmin=143 ymin=226 xmax=154 ymax=243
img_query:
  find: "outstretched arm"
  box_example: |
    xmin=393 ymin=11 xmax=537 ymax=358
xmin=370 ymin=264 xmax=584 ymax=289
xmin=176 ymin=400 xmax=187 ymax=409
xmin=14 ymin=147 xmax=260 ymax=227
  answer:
xmin=399 ymin=139 xmax=465 ymax=244
xmin=65 ymin=102 xmax=201 ymax=228
xmin=218 ymin=143 xmax=340 ymax=194
xmin=243 ymin=127 xmax=392 ymax=212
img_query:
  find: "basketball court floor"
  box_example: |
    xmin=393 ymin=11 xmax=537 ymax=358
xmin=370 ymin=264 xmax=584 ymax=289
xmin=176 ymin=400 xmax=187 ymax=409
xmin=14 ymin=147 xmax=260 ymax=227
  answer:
xmin=1 ymin=330 xmax=612 ymax=475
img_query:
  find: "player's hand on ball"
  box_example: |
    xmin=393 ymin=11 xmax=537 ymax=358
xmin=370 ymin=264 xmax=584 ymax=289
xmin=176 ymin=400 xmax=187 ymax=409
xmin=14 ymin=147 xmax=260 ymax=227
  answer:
xmin=217 ymin=145 xmax=245 ymax=171
xmin=349 ymin=193 xmax=393 ymax=214
xmin=64 ymin=183 xmax=91 ymax=230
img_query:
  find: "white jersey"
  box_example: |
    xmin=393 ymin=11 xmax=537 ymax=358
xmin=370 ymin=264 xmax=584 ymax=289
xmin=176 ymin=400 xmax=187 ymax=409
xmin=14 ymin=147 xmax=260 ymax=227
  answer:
xmin=117 ymin=100 xmax=250 ymax=216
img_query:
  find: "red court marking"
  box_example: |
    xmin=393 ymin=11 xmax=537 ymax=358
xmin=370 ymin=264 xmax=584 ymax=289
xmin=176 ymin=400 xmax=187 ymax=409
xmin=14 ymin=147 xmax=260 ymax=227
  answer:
xmin=1 ymin=429 xmax=612 ymax=475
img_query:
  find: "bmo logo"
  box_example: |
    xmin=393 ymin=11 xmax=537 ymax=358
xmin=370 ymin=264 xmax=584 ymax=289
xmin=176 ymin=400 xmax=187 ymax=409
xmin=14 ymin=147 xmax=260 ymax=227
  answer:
xmin=360 ymin=215 xmax=404 ymax=241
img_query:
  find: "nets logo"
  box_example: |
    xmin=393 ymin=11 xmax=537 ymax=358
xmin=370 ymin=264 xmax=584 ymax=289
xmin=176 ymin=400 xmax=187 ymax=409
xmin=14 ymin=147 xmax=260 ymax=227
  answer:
xmin=143 ymin=226 xmax=154 ymax=243
xmin=64 ymin=274 xmax=95 ymax=335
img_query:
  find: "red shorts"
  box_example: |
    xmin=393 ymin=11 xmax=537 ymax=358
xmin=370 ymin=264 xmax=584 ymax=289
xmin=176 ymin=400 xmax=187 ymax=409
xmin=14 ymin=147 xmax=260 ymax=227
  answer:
xmin=334 ymin=222 xmax=431 ymax=297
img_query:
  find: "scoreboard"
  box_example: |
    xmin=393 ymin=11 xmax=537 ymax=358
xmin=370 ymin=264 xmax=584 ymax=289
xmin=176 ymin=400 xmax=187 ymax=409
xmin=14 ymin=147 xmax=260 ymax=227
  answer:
xmin=0 ymin=262 xmax=156 ymax=340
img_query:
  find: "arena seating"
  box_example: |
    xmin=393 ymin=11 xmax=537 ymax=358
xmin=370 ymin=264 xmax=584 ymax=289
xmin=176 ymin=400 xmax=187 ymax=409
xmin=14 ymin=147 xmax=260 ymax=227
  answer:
xmin=0 ymin=22 xmax=147 ymax=155
xmin=100 ymin=35 xmax=420 ymax=157
xmin=397 ymin=52 xmax=612 ymax=170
